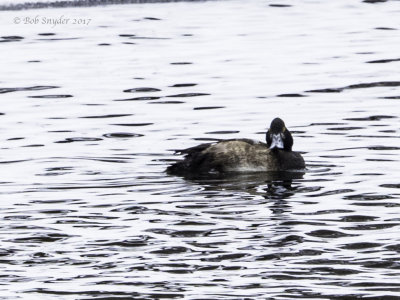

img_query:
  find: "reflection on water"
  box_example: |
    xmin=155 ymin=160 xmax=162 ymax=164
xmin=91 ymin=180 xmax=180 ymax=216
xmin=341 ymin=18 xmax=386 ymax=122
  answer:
xmin=1 ymin=0 xmax=400 ymax=299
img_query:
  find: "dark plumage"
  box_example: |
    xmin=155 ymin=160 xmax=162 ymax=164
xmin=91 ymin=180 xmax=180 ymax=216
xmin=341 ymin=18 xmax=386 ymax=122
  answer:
xmin=167 ymin=118 xmax=305 ymax=176
xmin=266 ymin=117 xmax=293 ymax=151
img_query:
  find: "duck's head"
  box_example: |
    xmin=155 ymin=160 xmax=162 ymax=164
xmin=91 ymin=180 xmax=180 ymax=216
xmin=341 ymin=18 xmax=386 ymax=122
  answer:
xmin=266 ymin=117 xmax=293 ymax=151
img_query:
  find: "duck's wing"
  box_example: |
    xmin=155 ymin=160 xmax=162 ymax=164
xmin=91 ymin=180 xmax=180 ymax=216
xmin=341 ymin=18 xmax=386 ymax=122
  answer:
xmin=167 ymin=142 xmax=216 ymax=175
xmin=167 ymin=139 xmax=267 ymax=175
xmin=167 ymin=144 xmax=214 ymax=175
xmin=175 ymin=142 xmax=214 ymax=156
xmin=226 ymin=138 xmax=261 ymax=145
xmin=173 ymin=139 xmax=263 ymax=155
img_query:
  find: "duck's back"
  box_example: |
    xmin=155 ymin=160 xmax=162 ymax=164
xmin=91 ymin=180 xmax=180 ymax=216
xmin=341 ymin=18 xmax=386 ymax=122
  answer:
xmin=167 ymin=139 xmax=305 ymax=175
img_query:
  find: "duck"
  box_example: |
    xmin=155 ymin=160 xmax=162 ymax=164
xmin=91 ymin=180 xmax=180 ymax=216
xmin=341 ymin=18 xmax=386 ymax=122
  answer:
xmin=166 ymin=117 xmax=305 ymax=175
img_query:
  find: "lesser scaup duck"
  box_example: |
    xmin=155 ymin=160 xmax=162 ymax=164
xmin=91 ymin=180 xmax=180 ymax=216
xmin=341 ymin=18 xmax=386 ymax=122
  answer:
xmin=167 ymin=117 xmax=305 ymax=175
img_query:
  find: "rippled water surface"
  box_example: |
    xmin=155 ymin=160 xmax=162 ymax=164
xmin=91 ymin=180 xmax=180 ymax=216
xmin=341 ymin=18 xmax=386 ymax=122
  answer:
xmin=1 ymin=0 xmax=400 ymax=299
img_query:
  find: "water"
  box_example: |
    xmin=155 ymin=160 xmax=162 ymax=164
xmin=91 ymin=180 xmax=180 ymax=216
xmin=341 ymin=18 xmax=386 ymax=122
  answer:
xmin=1 ymin=0 xmax=400 ymax=299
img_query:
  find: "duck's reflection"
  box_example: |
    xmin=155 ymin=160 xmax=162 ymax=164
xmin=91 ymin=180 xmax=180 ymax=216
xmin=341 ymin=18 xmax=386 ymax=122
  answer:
xmin=263 ymin=172 xmax=302 ymax=201
xmin=183 ymin=170 xmax=304 ymax=202
xmin=171 ymin=171 xmax=306 ymax=250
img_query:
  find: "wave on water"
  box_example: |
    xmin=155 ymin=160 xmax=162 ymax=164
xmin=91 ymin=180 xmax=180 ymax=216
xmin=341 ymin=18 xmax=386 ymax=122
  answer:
xmin=0 ymin=0 xmax=212 ymax=11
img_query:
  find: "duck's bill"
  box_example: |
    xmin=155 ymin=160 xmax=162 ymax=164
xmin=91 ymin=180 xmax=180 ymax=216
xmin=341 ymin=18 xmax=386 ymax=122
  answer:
xmin=269 ymin=133 xmax=284 ymax=150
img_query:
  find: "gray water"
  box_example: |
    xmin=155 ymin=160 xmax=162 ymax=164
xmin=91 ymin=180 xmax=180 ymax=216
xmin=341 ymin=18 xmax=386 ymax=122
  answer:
xmin=1 ymin=0 xmax=400 ymax=299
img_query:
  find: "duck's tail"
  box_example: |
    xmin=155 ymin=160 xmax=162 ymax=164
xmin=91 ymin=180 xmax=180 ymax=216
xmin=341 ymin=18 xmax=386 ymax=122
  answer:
xmin=166 ymin=161 xmax=187 ymax=175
